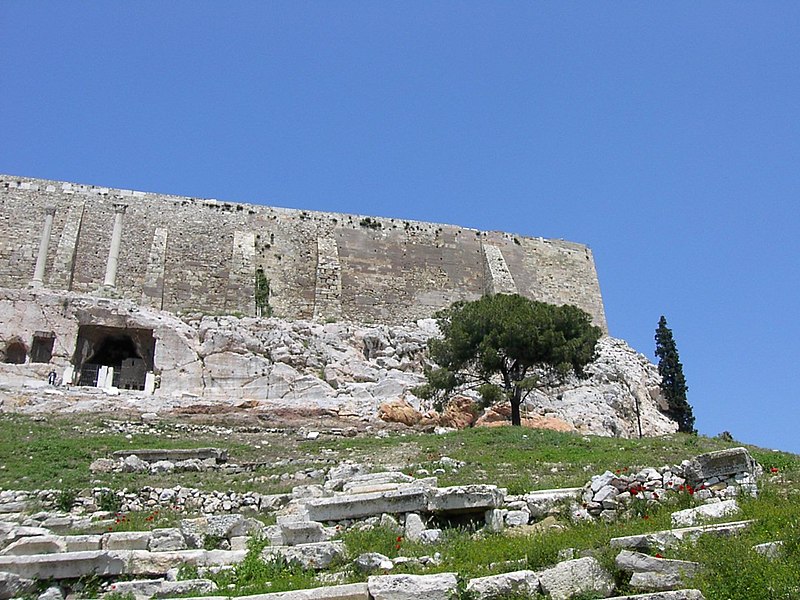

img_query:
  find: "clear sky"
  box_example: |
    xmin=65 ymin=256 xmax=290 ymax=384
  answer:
xmin=2 ymin=3 xmax=798 ymax=453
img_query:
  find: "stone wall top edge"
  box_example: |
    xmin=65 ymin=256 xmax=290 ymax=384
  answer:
xmin=0 ymin=173 xmax=593 ymax=250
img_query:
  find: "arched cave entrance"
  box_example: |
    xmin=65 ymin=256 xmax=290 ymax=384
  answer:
xmin=73 ymin=325 xmax=155 ymax=390
xmin=3 ymin=339 xmax=27 ymax=364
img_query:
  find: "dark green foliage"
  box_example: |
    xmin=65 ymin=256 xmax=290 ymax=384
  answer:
xmin=56 ymin=488 xmax=77 ymax=512
xmin=98 ymin=489 xmax=122 ymax=512
xmin=419 ymin=294 xmax=602 ymax=426
xmin=255 ymin=268 xmax=272 ymax=317
xmin=655 ymin=316 xmax=695 ymax=433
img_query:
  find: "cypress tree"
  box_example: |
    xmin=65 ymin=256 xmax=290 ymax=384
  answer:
xmin=655 ymin=316 xmax=695 ymax=433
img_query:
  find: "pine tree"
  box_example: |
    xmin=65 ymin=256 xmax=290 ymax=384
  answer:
xmin=655 ymin=316 xmax=695 ymax=433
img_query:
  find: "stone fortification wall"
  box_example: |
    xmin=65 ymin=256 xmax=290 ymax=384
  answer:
xmin=0 ymin=175 xmax=607 ymax=329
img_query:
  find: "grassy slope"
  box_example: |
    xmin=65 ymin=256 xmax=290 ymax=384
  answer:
xmin=0 ymin=413 xmax=798 ymax=599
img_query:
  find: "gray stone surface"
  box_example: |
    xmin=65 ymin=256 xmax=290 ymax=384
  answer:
xmin=107 ymin=578 xmax=217 ymax=599
xmin=684 ymin=448 xmax=759 ymax=485
xmin=262 ymin=541 xmax=345 ymax=570
xmin=537 ymin=557 xmax=615 ymax=600
xmin=0 ymin=571 xmax=35 ymax=600
xmin=671 ymin=500 xmax=740 ymax=527
xmin=368 ymin=573 xmax=458 ymax=600
xmin=605 ymin=592 xmax=705 ymax=600
xmin=466 ymin=570 xmax=539 ymax=598
xmin=302 ymin=488 xmax=429 ymax=522
xmin=0 ymin=174 xmax=607 ymax=329
xmin=753 ymin=540 xmax=784 ymax=559
xmin=427 ymin=485 xmax=504 ymax=513
xmin=610 ymin=520 xmax=753 ymax=551
xmin=148 ymin=529 xmax=187 ymax=552
xmin=616 ymin=550 xmax=700 ymax=592
xmin=403 ymin=514 xmax=426 ymax=542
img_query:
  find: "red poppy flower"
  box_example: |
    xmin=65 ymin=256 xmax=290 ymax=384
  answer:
xmin=770 ymin=467 xmax=779 ymax=473
xmin=655 ymin=553 xmax=663 ymax=558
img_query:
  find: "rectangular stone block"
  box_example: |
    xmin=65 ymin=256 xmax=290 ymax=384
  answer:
xmin=303 ymin=488 xmax=429 ymax=522
xmin=684 ymin=447 xmax=759 ymax=485
xmin=610 ymin=520 xmax=753 ymax=552
xmin=427 ymin=485 xmax=504 ymax=513
xmin=0 ymin=550 xmax=126 ymax=579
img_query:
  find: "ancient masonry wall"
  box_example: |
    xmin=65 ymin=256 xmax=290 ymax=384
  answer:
xmin=0 ymin=175 xmax=607 ymax=330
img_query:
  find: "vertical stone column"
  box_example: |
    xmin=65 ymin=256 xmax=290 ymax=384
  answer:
xmin=31 ymin=206 xmax=56 ymax=287
xmin=103 ymin=203 xmax=127 ymax=288
xmin=482 ymin=243 xmax=518 ymax=295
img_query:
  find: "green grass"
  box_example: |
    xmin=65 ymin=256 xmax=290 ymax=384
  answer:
xmin=1 ymin=413 xmax=799 ymax=599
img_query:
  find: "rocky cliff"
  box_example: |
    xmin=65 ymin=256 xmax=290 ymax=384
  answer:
xmin=0 ymin=288 xmax=676 ymax=437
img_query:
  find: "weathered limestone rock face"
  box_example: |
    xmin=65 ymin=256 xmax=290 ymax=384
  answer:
xmin=0 ymin=288 xmax=677 ymax=437
xmin=522 ymin=336 xmax=678 ymax=438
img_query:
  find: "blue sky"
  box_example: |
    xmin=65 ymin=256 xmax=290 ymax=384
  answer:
xmin=2 ymin=3 xmax=798 ymax=453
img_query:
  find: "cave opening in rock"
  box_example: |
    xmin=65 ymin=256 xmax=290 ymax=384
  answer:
xmin=73 ymin=325 xmax=155 ymax=390
xmin=3 ymin=339 xmax=27 ymax=364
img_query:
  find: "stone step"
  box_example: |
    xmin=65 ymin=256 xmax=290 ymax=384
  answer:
xmin=0 ymin=549 xmax=246 ymax=580
xmin=610 ymin=520 xmax=753 ymax=551
xmin=111 ymin=448 xmax=228 ymax=463
xmin=159 ymin=582 xmax=369 ymax=600
xmin=605 ymin=591 xmax=705 ymax=599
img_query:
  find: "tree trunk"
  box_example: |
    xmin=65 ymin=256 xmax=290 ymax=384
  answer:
xmin=511 ymin=387 xmax=522 ymax=426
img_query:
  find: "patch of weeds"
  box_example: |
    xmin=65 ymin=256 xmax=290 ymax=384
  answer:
xmin=98 ymin=489 xmax=122 ymax=513
xmin=209 ymin=536 xmax=319 ymax=596
xmin=103 ymin=593 xmax=136 ymax=600
xmin=75 ymin=574 xmax=103 ymax=598
xmin=203 ymin=533 xmax=227 ymax=550
xmin=56 ymin=488 xmax=78 ymax=512
xmin=343 ymin=526 xmax=408 ymax=559
xmin=103 ymin=509 xmax=178 ymax=533
xmin=176 ymin=563 xmax=200 ymax=581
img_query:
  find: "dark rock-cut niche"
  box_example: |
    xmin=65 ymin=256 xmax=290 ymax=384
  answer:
xmin=30 ymin=331 xmax=56 ymax=363
xmin=72 ymin=324 xmax=155 ymax=390
xmin=3 ymin=338 xmax=27 ymax=364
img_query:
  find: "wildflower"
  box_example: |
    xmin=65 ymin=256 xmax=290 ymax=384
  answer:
xmin=687 ymin=485 xmax=694 ymax=495
xmin=655 ymin=553 xmax=663 ymax=558
xmin=615 ymin=469 xmax=621 ymax=474
xmin=642 ymin=515 xmax=650 ymax=520
xmin=770 ymin=467 xmax=779 ymax=473
xmin=652 ymin=492 xmax=659 ymax=500
xmin=396 ymin=536 xmax=403 ymax=542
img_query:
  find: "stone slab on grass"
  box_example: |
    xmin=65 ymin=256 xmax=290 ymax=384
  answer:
xmin=0 ymin=550 xmax=127 ymax=579
xmin=368 ymin=573 xmax=458 ymax=600
xmin=0 ymin=535 xmax=67 ymax=556
xmin=427 ymin=485 xmax=504 ymax=513
xmin=303 ymin=488 xmax=429 ymax=522
xmin=537 ymin=556 xmax=615 ymax=600
xmin=107 ymin=578 xmax=217 ymax=599
xmin=112 ymin=448 xmax=228 ymax=463
xmin=466 ymin=570 xmax=539 ymax=598
xmin=684 ymin=448 xmax=759 ymax=485
xmin=671 ymin=500 xmax=740 ymax=528
xmin=609 ymin=520 xmax=753 ymax=552
xmin=157 ymin=583 xmax=369 ymax=600
xmin=262 ymin=541 xmax=345 ymax=570
xmin=605 ymin=591 xmax=705 ymax=599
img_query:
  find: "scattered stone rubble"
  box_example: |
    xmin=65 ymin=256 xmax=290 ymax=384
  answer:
xmin=577 ymin=447 xmax=760 ymax=522
xmin=0 ymin=447 xmax=772 ymax=600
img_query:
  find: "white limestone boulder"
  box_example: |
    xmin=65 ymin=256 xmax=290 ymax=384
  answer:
xmin=368 ymin=573 xmax=458 ymax=600
xmin=537 ymin=557 xmax=615 ymax=600
xmin=670 ymin=500 xmax=740 ymax=528
xmin=466 ymin=570 xmax=539 ymax=598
